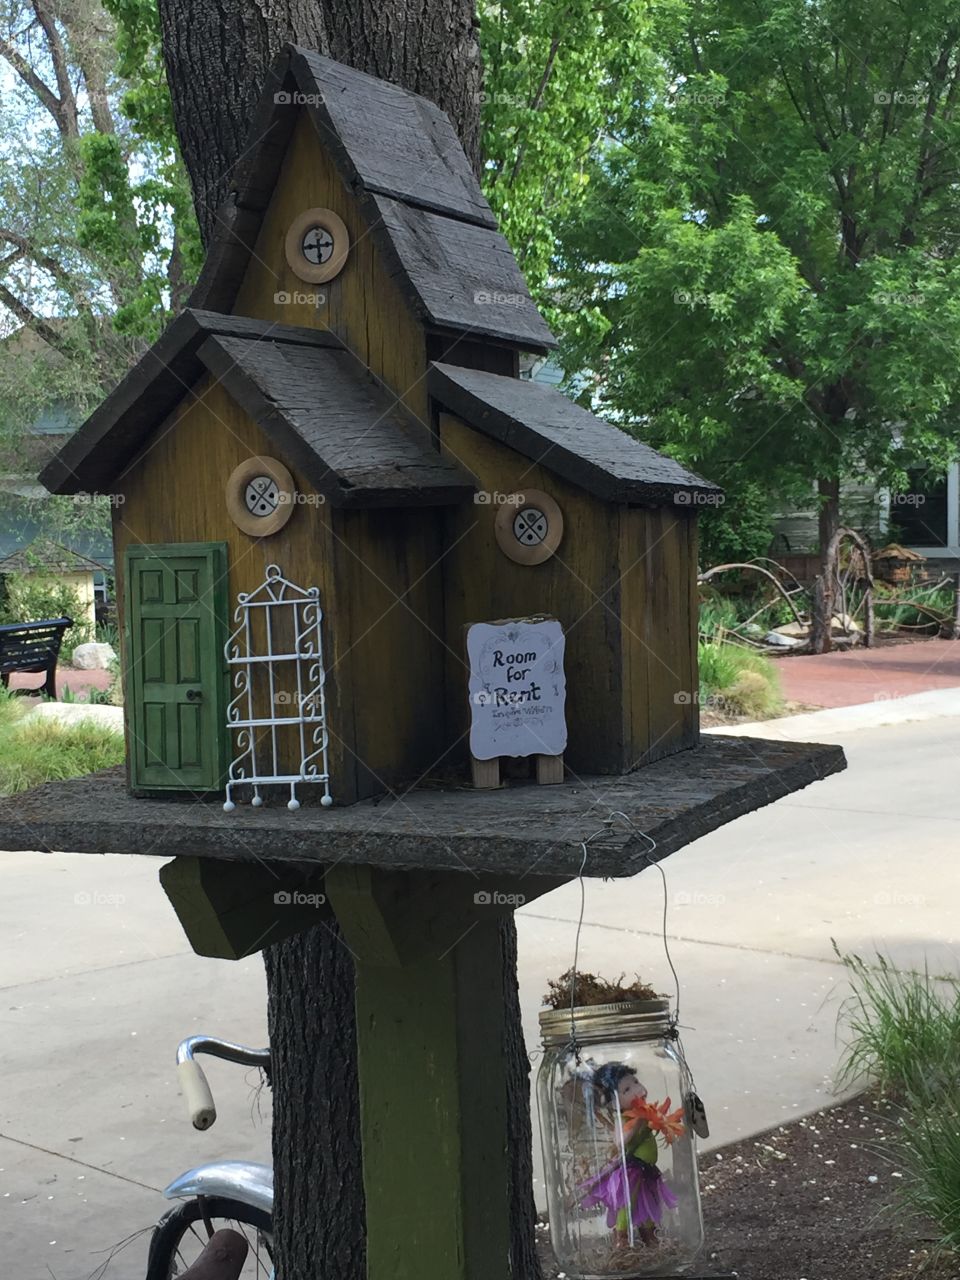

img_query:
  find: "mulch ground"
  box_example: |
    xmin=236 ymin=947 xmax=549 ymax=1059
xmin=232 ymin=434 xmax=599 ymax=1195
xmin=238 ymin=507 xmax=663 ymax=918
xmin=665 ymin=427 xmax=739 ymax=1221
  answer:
xmin=537 ymin=1092 xmax=958 ymax=1280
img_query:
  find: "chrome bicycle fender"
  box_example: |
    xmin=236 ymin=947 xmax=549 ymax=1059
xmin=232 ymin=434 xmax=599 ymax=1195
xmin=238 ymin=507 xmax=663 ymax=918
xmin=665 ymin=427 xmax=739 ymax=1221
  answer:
xmin=162 ymin=1160 xmax=274 ymax=1214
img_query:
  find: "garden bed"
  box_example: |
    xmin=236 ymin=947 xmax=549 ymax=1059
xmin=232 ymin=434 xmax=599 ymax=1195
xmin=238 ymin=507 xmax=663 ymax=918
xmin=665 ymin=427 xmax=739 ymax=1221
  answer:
xmin=537 ymin=1092 xmax=955 ymax=1280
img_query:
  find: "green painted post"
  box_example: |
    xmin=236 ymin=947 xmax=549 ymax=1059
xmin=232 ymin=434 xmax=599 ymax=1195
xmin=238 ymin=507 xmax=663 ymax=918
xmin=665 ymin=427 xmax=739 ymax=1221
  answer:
xmin=327 ymin=868 xmax=512 ymax=1280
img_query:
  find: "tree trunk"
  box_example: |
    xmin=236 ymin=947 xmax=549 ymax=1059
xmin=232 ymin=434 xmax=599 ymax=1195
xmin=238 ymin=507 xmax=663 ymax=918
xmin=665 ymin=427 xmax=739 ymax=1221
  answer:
xmin=264 ymin=923 xmax=364 ymax=1278
xmin=157 ymin=0 xmax=482 ymax=245
xmin=159 ymin=8 xmax=540 ymax=1277
xmin=811 ymin=475 xmax=840 ymax=654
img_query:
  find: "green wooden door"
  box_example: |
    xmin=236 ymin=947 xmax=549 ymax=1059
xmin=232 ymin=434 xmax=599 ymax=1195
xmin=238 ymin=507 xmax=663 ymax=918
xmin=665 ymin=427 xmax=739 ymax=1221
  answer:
xmin=125 ymin=543 xmax=228 ymax=793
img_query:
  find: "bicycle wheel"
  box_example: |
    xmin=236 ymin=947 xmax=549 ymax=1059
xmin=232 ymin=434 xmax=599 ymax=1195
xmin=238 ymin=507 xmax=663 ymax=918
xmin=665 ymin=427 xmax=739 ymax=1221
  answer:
xmin=146 ymin=1197 xmax=274 ymax=1280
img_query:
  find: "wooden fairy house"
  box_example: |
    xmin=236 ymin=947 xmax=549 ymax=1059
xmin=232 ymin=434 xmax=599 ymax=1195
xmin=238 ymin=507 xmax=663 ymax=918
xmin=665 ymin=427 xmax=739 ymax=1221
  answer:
xmin=39 ymin=46 xmax=720 ymax=809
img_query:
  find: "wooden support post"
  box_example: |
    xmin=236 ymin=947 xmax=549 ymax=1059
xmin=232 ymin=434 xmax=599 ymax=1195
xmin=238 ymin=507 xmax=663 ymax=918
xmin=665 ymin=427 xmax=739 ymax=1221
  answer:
xmin=326 ymin=867 xmax=512 ymax=1280
xmin=159 ymin=856 xmax=332 ymax=960
xmin=536 ymin=753 xmax=564 ymax=785
xmin=470 ymin=754 xmax=501 ymax=789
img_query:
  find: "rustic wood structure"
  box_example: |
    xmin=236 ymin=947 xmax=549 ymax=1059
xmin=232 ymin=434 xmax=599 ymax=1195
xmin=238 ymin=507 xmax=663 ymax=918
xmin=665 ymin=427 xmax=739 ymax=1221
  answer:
xmin=15 ymin=46 xmax=848 ymax=1280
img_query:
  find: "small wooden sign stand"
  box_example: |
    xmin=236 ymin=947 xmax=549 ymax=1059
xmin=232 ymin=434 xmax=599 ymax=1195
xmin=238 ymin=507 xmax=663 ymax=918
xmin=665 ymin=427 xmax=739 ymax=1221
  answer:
xmin=467 ymin=616 xmax=567 ymax=790
xmin=470 ymin=752 xmax=564 ymax=789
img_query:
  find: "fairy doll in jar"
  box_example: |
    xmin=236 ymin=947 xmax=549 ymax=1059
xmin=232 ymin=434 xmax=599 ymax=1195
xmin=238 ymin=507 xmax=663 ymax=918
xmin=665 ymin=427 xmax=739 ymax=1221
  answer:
xmin=577 ymin=1062 xmax=686 ymax=1247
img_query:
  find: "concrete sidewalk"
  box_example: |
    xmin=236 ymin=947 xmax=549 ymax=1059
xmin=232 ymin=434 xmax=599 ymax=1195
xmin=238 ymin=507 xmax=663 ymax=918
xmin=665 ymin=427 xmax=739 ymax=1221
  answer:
xmin=774 ymin=636 xmax=960 ymax=707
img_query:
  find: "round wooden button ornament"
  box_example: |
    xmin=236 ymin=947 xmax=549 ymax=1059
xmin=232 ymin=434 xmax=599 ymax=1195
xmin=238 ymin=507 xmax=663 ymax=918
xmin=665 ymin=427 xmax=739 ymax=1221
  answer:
xmin=226 ymin=456 xmax=296 ymax=536
xmin=495 ymin=490 xmax=563 ymax=565
xmin=284 ymin=208 xmax=350 ymax=283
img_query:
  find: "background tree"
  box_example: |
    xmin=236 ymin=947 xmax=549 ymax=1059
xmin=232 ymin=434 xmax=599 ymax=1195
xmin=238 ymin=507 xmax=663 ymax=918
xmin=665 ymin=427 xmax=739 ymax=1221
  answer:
xmin=0 ymin=0 xmax=200 ymax=547
xmin=552 ymin=0 xmax=960 ymax=644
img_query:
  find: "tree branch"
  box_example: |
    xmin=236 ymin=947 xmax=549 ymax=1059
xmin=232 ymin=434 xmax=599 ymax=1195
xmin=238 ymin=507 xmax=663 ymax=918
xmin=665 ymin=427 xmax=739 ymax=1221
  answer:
xmin=31 ymin=0 xmax=79 ymax=136
xmin=0 ymin=32 xmax=63 ymax=126
xmin=0 ymin=280 xmax=76 ymax=357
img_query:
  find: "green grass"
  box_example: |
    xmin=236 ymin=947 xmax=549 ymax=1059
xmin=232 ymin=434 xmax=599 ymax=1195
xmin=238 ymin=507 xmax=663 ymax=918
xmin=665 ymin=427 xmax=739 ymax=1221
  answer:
xmin=0 ymin=688 xmax=125 ymax=797
xmin=836 ymin=945 xmax=960 ymax=1259
xmin=698 ymin=640 xmax=784 ymax=719
xmin=836 ymin=947 xmax=960 ymax=1097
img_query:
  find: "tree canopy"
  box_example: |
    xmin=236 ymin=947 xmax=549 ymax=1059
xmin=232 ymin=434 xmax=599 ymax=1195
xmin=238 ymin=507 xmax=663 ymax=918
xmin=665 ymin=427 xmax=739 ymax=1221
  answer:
xmin=548 ymin=0 xmax=960 ymax=558
xmin=3 ymin=0 xmax=960 ymax=566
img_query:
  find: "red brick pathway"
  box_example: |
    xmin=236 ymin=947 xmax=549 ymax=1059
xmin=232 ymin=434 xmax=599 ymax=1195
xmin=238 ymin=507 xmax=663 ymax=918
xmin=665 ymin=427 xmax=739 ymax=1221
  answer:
xmin=8 ymin=667 xmax=113 ymax=699
xmin=773 ymin=638 xmax=960 ymax=708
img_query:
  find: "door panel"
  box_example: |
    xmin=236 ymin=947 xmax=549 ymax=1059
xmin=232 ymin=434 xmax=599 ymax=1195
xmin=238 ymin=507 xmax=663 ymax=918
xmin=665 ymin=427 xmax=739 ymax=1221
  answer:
xmin=125 ymin=543 xmax=228 ymax=793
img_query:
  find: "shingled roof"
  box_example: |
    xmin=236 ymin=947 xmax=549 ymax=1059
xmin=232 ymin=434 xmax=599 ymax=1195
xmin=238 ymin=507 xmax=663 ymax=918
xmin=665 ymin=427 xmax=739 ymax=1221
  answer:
xmin=191 ymin=46 xmax=557 ymax=354
xmin=40 ymin=311 xmax=475 ymax=507
xmin=429 ymin=363 xmax=721 ymax=506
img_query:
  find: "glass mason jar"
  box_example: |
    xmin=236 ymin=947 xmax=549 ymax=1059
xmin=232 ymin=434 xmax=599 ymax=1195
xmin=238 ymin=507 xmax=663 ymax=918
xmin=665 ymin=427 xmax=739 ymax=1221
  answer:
xmin=537 ymin=999 xmax=703 ymax=1278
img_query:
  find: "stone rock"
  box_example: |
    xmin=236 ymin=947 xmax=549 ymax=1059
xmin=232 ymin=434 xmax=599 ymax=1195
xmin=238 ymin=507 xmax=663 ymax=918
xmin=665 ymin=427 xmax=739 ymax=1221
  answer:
xmin=28 ymin=701 xmax=124 ymax=732
xmin=71 ymin=642 xmax=117 ymax=670
xmin=765 ymin=630 xmax=801 ymax=648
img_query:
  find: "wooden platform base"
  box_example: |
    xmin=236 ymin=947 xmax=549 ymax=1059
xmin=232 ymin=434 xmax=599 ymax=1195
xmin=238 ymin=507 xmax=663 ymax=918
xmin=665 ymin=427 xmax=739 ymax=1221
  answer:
xmin=0 ymin=736 xmax=845 ymax=878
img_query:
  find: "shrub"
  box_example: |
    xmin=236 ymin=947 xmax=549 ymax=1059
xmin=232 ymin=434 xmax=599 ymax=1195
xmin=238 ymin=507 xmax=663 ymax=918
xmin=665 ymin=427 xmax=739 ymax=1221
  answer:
xmin=836 ymin=947 xmax=960 ymax=1097
xmin=0 ymin=572 xmax=94 ymax=659
xmin=0 ymin=706 xmax=125 ymax=796
xmin=836 ymin=946 xmax=960 ymax=1261
xmin=698 ymin=640 xmax=783 ymax=719
xmin=873 ymin=582 xmax=955 ymax=632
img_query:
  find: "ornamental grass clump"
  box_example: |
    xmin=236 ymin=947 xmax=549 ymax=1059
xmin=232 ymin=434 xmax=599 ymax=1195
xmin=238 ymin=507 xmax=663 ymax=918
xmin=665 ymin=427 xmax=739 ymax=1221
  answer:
xmin=836 ymin=944 xmax=960 ymax=1261
xmin=0 ymin=700 xmax=125 ymax=796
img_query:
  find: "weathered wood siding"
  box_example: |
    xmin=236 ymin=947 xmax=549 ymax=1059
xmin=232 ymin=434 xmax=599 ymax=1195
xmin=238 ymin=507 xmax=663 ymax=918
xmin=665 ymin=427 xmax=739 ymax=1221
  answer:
xmin=438 ymin=414 xmax=698 ymax=775
xmin=232 ymin=111 xmax=429 ymax=424
xmin=113 ymin=375 xmax=446 ymax=804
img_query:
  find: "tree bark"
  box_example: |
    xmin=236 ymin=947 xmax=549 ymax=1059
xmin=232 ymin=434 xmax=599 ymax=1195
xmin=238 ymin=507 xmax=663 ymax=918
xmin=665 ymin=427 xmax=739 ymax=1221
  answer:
xmin=157 ymin=0 xmax=482 ymax=245
xmin=811 ymin=475 xmax=841 ymax=654
xmin=159 ymin=8 xmax=540 ymax=1277
xmin=263 ymin=923 xmax=365 ymax=1278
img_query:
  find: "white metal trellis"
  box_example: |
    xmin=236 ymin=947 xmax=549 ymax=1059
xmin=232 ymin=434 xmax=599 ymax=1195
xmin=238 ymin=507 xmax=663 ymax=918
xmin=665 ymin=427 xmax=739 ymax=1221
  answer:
xmin=223 ymin=564 xmax=332 ymax=812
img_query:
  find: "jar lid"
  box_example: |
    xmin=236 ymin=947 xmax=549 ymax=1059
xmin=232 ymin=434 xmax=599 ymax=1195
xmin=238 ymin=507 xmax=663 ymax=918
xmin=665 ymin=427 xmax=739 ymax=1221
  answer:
xmin=539 ymin=997 xmax=673 ymax=1047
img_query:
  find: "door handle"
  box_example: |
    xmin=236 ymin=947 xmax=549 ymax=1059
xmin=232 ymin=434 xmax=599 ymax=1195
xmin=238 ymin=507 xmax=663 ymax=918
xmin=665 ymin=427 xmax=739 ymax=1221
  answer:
xmin=185 ymin=689 xmax=203 ymax=702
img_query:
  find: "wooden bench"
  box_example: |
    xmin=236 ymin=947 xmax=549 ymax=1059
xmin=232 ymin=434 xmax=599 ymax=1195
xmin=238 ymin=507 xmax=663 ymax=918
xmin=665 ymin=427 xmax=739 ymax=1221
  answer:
xmin=0 ymin=616 xmax=73 ymax=699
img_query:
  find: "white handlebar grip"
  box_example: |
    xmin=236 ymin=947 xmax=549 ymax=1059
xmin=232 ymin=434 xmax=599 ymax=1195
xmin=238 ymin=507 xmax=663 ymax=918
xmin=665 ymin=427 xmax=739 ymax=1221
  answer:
xmin=178 ymin=1059 xmax=217 ymax=1130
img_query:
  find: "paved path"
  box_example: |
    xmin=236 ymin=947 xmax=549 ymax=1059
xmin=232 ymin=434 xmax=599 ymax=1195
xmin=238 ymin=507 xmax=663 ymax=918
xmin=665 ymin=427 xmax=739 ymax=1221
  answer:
xmin=3 ymin=708 xmax=960 ymax=1275
xmin=774 ymin=636 xmax=960 ymax=707
xmin=9 ymin=667 xmax=113 ymax=699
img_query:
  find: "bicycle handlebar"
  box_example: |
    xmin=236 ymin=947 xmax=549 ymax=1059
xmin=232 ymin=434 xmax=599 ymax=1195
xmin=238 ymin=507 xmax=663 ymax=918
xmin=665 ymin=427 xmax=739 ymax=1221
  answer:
xmin=176 ymin=1036 xmax=271 ymax=1131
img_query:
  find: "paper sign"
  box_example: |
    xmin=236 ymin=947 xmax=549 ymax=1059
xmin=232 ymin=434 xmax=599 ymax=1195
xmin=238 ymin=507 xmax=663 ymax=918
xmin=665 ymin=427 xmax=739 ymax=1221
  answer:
xmin=467 ymin=618 xmax=567 ymax=761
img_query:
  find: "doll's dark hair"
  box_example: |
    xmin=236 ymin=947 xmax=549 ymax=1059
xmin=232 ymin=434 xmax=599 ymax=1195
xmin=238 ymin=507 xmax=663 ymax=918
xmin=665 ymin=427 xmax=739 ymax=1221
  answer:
xmin=592 ymin=1061 xmax=637 ymax=1104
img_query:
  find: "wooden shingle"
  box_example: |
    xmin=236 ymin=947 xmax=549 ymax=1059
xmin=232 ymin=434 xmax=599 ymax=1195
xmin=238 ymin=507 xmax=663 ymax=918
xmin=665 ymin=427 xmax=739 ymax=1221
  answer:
xmin=40 ymin=311 xmax=474 ymax=506
xmin=429 ymin=362 xmax=722 ymax=506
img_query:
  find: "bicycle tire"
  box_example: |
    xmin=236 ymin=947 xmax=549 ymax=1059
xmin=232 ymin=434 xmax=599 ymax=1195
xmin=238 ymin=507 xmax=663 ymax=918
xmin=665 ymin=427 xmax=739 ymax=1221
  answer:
xmin=146 ymin=1197 xmax=273 ymax=1280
